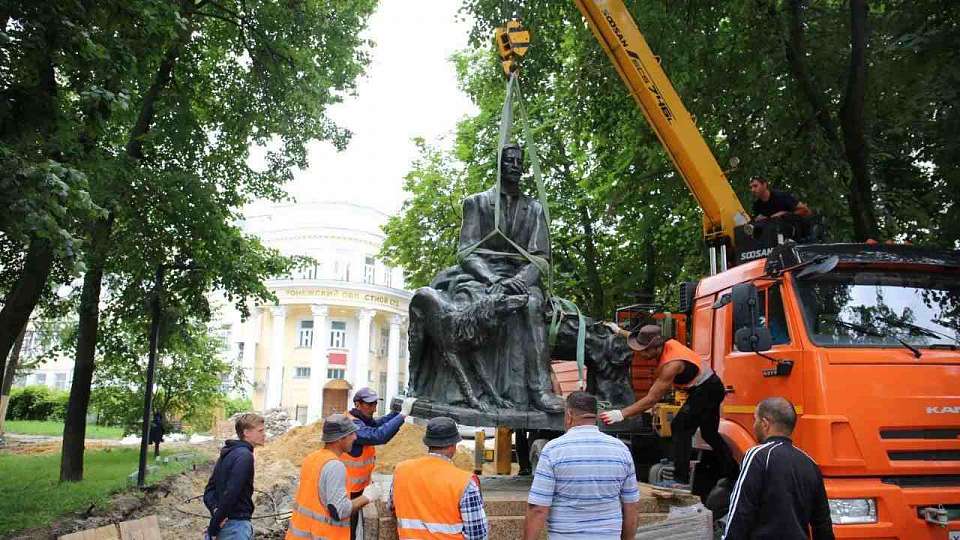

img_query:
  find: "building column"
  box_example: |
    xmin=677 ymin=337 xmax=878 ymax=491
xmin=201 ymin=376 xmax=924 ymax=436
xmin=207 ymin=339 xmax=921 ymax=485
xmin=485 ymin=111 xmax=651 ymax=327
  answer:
xmin=266 ymin=305 xmax=286 ymax=410
xmin=308 ymin=304 xmax=329 ymax=423
xmin=242 ymin=307 xmax=261 ymax=398
xmin=386 ymin=315 xmax=403 ymax=406
xmin=351 ymin=309 xmax=375 ymax=400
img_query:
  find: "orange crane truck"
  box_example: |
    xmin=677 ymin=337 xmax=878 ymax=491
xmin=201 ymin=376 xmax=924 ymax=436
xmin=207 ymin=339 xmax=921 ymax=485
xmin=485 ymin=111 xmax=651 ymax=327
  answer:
xmin=565 ymin=1 xmax=960 ymax=537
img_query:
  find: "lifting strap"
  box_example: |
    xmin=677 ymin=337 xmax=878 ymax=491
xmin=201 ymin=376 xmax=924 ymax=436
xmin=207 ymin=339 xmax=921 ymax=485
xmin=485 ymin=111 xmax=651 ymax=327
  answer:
xmin=456 ymin=72 xmax=586 ymax=390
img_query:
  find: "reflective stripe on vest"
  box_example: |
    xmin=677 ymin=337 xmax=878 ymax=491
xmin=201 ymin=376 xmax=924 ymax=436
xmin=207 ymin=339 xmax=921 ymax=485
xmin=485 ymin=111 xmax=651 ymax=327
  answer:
xmin=342 ymin=413 xmax=376 ymax=493
xmin=341 ymin=443 xmax=375 ymax=492
xmin=285 ymin=449 xmax=350 ymax=540
xmin=393 ymin=455 xmax=474 ymax=540
xmin=657 ymin=339 xmax=709 ymax=389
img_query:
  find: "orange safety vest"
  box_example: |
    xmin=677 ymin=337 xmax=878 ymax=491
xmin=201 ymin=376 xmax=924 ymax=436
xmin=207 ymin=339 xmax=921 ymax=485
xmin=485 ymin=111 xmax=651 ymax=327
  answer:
xmin=342 ymin=413 xmax=376 ymax=493
xmin=393 ymin=455 xmax=475 ymax=540
xmin=286 ymin=448 xmax=351 ymax=540
xmin=657 ymin=339 xmax=707 ymax=389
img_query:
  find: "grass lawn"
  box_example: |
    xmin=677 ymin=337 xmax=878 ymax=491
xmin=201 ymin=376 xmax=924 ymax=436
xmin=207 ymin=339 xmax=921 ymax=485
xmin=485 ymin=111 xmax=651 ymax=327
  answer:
xmin=0 ymin=447 xmax=204 ymax=536
xmin=4 ymin=420 xmax=124 ymax=439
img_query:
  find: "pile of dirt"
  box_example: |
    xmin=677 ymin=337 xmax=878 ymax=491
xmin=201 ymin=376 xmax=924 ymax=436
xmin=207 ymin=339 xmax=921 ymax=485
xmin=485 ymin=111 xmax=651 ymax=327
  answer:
xmin=228 ymin=408 xmax=296 ymax=440
xmin=257 ymin=419 xmax=475 ymax=473
xmin=374 ymin=422 xmax=475 ymax=473
xmin=256 ymin=421 xmax=325 ymax=466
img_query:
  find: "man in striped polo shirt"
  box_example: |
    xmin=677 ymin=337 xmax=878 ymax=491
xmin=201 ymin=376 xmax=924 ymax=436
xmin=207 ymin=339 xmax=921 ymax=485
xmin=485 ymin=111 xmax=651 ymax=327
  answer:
xmin=524 ymin=392 xmax=640 ymax=540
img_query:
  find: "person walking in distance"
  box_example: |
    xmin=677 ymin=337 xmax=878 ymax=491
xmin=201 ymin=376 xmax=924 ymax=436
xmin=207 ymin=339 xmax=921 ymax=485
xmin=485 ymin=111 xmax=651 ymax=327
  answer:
xmin=723 ymin=397 xmax=833 ymax=540
xmin=600 ymin=324 xmax=738 ymax=489
xmin=286 ymin=414 xmax=381 ymax=540
xmin=524 ymin=392 xmax=640 ymax=540
xmin=203 ymin=413 xmax=265 ymax=540
xmin=389 ymin=416 xmax=489 ymax=539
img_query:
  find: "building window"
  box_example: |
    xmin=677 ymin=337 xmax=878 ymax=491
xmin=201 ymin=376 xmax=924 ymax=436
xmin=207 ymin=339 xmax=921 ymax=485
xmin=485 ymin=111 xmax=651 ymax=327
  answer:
xmin=236 ymin=342 xmax=244 ymax=362
xmin=398 ymin=378 xmax=406 ymax=396
xmin=303 ymin=264 xmax=317 ymax=280
xmin=294 ymin=367 xmax=311 ymax=379
xmin=384 ymin=266 xmax=393 ymax=287
xmin=334 ymin=259 xmax=350 ymax=281
xmin=14 ymin=374 xmax=27 ymax=388
xmin=55 ymin=372 xmax=67 ymax=390
xmin=220 ymin=373 xmax=233 ymax=393
xmin=327 ymin=368 xmax=345 ymax=380
xmin=295 ymin=405 xmax=308 ymax=424
xmin=297 ymin=320 xmax=314 ymax=348
xmin=35 ymin=373 xmax=46 ymax=385
xmin=363 ymin=256 xmax=376 ymax=284
xmin=330 ymin=321 xmax=346 ymax=348
xmin=378 ymin=328 xmax=389 ymax=357
xmin=378 ymin=372 xmax=388 ymax=415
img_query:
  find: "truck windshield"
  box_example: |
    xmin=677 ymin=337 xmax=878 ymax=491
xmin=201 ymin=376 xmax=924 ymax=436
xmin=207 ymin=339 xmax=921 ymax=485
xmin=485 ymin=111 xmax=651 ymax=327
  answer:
xmin=794 ymin=270 xmax=960 ymax=348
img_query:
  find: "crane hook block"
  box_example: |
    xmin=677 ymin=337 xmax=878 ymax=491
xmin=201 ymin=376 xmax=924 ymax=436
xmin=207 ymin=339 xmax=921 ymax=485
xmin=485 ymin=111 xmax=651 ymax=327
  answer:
xmin=494 ymin=20 xmax=530 ymax=76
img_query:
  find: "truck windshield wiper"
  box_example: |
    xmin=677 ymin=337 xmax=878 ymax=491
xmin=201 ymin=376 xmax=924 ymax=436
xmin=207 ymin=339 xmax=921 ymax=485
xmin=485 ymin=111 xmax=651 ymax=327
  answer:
xmin=829 ymin=319 xmax=922 ymax=358
xmin=881 ymin=318 xmax=960 ymax=346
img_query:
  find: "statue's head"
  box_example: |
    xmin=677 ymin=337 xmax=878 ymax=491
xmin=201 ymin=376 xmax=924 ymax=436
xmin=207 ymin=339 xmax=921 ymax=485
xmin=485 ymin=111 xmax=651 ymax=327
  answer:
xmin=500 ymin=143 xmax=524 ymax=187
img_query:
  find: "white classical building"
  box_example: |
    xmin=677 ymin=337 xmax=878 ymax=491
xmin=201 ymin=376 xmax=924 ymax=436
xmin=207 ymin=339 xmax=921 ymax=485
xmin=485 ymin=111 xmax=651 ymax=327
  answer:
xmin=217 ymin=200 xmax=413 ymax=423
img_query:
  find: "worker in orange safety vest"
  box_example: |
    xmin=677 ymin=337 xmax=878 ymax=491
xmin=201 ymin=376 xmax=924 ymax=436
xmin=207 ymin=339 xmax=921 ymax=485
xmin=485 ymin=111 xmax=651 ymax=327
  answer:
xmin=389 ymin=417 xmax=489 ymax=540
xmin=286 ymin=414 xmax=380 ymax=540
xmin=343 ymin=387 xmax=415 ymax=539
xmin=600 ymin=324 xmax=739 ymax=489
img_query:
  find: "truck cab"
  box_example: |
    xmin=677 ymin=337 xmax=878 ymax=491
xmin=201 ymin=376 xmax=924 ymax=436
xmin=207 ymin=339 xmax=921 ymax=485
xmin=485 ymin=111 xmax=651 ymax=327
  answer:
xmin=692 ymin=243 xmax=960 ymax=537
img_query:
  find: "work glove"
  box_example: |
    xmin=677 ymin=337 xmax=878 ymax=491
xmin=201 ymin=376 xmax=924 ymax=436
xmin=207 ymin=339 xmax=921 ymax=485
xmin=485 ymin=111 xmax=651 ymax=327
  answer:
xmin=362 ymin=483 xmax=383 ymax=502
xmin=400 ymin=397 xmax=417 ymax=416
xmin=599 ymin=409 xmax=625 ymax=425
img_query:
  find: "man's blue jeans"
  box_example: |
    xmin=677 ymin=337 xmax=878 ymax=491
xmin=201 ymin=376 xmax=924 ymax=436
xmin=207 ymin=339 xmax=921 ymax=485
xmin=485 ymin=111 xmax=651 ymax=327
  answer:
xmin=213 ymin=519 xmax=253 ymax=540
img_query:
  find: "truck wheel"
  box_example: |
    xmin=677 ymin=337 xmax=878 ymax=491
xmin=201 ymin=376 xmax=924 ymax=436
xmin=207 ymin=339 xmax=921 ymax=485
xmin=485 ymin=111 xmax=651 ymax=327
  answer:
xmin=530 ymin=438 xmax=548 ymax=471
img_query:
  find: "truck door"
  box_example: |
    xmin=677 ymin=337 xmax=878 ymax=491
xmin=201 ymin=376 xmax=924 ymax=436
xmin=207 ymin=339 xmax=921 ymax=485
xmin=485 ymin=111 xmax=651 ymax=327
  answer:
xmin=717 ymin=281 xmax=805 ymax=433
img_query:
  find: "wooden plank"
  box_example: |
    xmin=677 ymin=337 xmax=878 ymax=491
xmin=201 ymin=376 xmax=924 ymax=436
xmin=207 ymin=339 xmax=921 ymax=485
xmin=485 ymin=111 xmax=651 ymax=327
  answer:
xmin=118 ymin=515 xmax=160 ymax=540
xmin=494 ymin=427 xmax=512 ymax=475
xmin=59 ymin=524 xmax=120 ymax=540
xmin=474 ymin=428 xmax=485 ymax=475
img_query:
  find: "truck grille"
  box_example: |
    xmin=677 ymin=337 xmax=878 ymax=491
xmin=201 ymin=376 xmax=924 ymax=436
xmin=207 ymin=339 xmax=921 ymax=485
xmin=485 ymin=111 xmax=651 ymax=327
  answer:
xmin=880 ymin=428 xmax=960 ymax=440
xmin=882 ymin=475 xmax=960 ymax=488
xmin=888 ymin=450 xmax=960 ymax=461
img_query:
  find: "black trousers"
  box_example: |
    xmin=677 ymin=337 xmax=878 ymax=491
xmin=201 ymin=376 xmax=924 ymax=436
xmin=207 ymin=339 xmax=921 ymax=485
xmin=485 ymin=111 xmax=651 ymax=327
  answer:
xmin=670 ymin=374 xmax=738 ymax=483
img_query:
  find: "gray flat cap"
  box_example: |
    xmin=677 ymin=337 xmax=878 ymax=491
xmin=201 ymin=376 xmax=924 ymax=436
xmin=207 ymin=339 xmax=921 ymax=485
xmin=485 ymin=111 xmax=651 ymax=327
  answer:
xmin=423 ymin=416 xmax=461 ymax=448
xmin=322 ymin=413 xmax=359 ymax=443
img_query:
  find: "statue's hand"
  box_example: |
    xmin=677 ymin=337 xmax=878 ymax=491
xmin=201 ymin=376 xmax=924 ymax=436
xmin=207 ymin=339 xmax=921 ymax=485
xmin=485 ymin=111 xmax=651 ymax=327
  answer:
xmin=501 ymin=276 xmax=529 ymax=295
xmin=487 ymin=281 xmax=506 ymax=295
xmin=602 ymin=321 xmax=622 ymax=335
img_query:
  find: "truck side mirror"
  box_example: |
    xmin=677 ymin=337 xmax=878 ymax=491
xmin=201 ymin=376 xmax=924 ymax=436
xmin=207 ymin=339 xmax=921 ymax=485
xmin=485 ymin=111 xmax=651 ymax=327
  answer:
xmin=732 ymin=283 xmax=772 ymax=353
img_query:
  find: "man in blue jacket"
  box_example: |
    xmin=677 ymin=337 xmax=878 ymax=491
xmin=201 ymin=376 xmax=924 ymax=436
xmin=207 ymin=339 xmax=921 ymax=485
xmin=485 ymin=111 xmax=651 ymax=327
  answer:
xmin=203 ymin=413 xmax=266 ymax=540
xmin=344 ymin=387 xmax=414 ymax=539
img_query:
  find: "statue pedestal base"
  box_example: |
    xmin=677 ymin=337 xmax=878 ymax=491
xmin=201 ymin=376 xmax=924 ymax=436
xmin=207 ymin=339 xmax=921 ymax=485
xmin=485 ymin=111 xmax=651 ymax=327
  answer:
xmin=392 ymin=398 xmax=648 ymax=433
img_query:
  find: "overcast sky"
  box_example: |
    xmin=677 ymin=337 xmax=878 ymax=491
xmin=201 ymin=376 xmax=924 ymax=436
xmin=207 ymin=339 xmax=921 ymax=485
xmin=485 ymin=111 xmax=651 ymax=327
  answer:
xmin=277 ymin=1 xmax=477 ymax=216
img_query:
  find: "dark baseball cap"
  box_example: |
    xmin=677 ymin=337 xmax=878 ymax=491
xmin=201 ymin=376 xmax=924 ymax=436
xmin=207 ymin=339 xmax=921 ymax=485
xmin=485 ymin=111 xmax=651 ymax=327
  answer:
xmin=422 ymin=417 xmax=462 ymax=448
xmin=353 ymin=387 xmax=379 ymax=403
xmin=627 ymin=324 xmax=664 ymax=352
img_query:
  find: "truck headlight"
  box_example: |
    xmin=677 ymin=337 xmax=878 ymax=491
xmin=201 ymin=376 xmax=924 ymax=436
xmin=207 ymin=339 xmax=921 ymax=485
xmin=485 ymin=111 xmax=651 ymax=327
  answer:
xmin=828 ymin=498 xmax=877 ymax=524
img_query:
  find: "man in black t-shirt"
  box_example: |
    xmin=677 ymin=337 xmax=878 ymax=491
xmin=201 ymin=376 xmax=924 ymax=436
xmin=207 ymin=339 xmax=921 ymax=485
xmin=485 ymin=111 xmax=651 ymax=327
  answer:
xmin=749 ymin=176 xmax=811 ymax=221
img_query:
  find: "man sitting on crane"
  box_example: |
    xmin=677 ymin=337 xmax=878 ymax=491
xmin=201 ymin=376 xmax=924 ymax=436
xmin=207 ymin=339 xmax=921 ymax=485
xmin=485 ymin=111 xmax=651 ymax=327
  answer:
xmin=749 ymin=176 xmax=812 ymax=222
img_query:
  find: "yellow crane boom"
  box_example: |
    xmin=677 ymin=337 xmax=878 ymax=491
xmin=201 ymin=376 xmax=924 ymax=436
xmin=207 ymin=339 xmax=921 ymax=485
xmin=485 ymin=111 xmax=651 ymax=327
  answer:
xmin=573 ymin=0 xmax=749 ymax=248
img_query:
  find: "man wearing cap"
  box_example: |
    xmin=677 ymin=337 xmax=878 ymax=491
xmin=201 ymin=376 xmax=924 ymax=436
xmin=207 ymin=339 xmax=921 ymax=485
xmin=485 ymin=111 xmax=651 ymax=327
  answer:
xmin=389 ymin=417 xmax=489 ymax=540
xmin=600 ymin=324 xmax=738 ymax=489
xmin=286 ymin=414 xmax=381 ymax=540
xmin=344 ymin=387 xmax=414 ymax=539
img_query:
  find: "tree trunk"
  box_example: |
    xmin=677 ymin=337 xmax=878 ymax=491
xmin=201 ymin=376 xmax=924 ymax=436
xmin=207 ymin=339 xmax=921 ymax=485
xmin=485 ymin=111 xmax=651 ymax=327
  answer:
xmin=839 ymin=0 xmax=879 ymax=241
xmin=783 ymin=0 xmax=842 ymax=148
xmin=0 ymin=239 xmax=54 ymax=372
xmin=60 ymin=216 xmax=113 ymax=482
xmin=640 ymin=237 xmax=658 ymax=301
xmin=59 ymin=25 xmax=190 ymax=481
xmin=576 ymin=204 xmax=605 ymax=317
xmin=0 ymin=323 xmax=28 ymax=435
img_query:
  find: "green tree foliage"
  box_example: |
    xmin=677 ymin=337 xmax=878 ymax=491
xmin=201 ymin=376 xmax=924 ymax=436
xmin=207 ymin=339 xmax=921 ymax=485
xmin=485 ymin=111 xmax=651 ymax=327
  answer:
xmin=91 ymin=312 xmax=238 ymax=435
xmin=383 ymin=0 xmax=959 ymax=319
